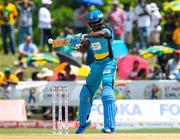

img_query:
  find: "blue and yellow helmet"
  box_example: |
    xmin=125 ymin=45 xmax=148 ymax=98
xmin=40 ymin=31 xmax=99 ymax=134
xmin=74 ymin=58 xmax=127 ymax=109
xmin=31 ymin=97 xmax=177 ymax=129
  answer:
xmin=88 ymin=10 xmax=105 ymax=31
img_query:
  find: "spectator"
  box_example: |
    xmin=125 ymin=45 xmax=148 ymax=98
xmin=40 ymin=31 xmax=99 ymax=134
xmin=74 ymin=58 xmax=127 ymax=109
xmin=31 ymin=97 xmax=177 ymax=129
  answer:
xmin=57 ymin=73 xmax=66 ymax=81
xmin=165 ymin=50 xmax=180 ymax=79
xmin=15 ymin=0 xmax=35 ymax=45
xmin=0 ymin=0 xmax=18 ymax=55
xmin=172 ymin=19 xmax=180 ymax=49
xmin=149 ymin=3 xmax=161 ymax=46
xmin=123 ymin=2 xmax=136 ymax=48
xmin=175 ymin=65 xmax=180 ymax=80
xmin=157 ymin=53 xmax=171 ymax=74
xmin=135 ymin=0 xmax=151 ymax=49
xmin=18 ymin=35 xmax=38 ymax=68
xmin=31 ymin=71 xmax=39 ymax=81
xmin=150 ymin=65 xmax=164 ymax=80
xmin=37 ymin=67 xmax=54 ymax=81
xmin=108 ymin=0 xmax=125 ymax=40
xmin=127 ymin=60 xmax=140 ymax=80
xmin=0 ymin=71 xmax=4 ymax=87
xmin=169 ymin=65 xmax=180 ymax=80
xmin=63 ymin=64 xmax=76 ymax=81
xmin=74 ymin=4 xmax=89 ymax=34
xmin=0 ymin=68 xmax=19 ymax=87
xmin=163 ymin=14 xmax=176 ymax=45
xmin=137 ymin=68 xmax=147 ymax=80
xmin=38 ymin=0 xmax=53 ymax=52
xmin=15 ymin=69 xmax=25 ymax=81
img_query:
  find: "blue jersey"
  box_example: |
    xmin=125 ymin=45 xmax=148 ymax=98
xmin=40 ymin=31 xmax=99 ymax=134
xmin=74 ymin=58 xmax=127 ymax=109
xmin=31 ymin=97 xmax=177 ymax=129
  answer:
xmin=88 ymin=28 xmax=114 ymax=60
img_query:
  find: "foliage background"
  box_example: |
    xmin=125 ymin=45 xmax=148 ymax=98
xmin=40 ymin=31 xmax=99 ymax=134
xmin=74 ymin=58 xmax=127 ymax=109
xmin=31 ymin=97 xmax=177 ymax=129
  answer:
xmin=0 ymin=0 xmax=177 ymax=47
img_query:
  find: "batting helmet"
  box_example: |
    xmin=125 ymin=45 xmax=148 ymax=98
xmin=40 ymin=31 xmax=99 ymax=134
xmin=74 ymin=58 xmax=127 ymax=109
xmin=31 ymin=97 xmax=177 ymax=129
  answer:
xmin=88 ymin=10 xmax=105 ymax=31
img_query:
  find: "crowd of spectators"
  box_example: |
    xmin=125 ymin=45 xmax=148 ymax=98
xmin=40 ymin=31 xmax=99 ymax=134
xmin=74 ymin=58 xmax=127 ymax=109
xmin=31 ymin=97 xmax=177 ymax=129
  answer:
xmin=110 ymin=0 xmax=179 ymax=81
xmin=0 ymin=0 xmax=179 ymax=85
xmin=126 ymin=50 xmax=180 ymax=80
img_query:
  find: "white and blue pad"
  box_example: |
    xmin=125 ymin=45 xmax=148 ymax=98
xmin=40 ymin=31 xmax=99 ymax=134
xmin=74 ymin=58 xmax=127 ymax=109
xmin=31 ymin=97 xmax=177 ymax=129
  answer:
xmin=78 ymin=85 xmax=93 ymax=127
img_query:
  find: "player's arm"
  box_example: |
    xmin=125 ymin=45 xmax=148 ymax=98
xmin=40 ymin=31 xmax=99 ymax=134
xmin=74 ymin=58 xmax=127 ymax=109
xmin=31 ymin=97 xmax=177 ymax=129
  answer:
xmin=86 ymin=29 xmax=111 ymax=38
xmin=79 ymin=40 xmax=90 ymax=53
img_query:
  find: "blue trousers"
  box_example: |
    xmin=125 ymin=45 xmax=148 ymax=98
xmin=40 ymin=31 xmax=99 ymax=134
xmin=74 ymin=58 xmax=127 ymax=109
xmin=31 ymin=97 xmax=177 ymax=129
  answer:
xmin=139 ymin=27 xmax=149 ymax=49
xmin=18 ymin=26 xmax=32 ymax=45
xmin=78 ymin=57 xmax=117 ymax=130
xmin=1 ymin=24 xmax=16 ymax=54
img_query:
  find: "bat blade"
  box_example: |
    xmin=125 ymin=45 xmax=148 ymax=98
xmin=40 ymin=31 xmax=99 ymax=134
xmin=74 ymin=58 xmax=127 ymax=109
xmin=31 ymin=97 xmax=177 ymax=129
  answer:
xmin=49 ymin=38 xmax=71 ymax=48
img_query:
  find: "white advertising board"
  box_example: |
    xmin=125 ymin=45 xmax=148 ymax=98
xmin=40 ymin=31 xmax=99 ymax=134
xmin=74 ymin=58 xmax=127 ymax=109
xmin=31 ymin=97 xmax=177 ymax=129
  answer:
xmin=0 ymin=80 xmax=180 ymax=106
xmin=90 ymin=100 xmax=180 ymax=129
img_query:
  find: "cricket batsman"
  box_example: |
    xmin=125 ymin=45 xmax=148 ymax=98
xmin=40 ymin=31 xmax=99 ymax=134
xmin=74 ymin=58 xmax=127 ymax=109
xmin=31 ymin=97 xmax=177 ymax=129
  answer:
xmin=75 ymin=10 xmax=117 ymax=134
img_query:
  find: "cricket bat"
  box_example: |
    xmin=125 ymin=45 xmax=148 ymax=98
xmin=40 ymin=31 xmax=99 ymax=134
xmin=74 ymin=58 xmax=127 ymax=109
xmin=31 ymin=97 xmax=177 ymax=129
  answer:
xmin=48 ymin=33 xmax=87 ymax=49
xmin=48 ymin=38 xmax=71 ymax=48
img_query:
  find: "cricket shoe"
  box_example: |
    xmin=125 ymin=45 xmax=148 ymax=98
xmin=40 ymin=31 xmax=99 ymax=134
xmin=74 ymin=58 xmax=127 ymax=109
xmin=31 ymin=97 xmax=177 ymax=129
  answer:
xmin=75 ymin=120 xmax=91 ymax=134
xmin=101 ymin=127 xmax=114 ymax=134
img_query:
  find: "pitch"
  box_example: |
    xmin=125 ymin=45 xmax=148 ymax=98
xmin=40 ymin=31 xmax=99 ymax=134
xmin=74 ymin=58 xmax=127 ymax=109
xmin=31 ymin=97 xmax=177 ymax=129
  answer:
xmin=1 ymin=129 xmax=180 ymax=140
xmin=1 ymin=134 xmax=180 ymax=140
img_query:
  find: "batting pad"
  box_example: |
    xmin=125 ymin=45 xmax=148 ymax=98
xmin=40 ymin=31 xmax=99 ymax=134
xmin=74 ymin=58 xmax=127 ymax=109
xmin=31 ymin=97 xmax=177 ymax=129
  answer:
xmin=78 ymin=85 xmax=92 ymax=126
xmin=103 ymin=100 xmax=117 ymax=131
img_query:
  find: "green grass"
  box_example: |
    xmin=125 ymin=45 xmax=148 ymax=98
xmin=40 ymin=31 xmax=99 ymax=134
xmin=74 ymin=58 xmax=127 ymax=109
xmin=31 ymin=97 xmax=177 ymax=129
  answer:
xmin=0 ymin=128 xmax=180 ymax=134
xmin=0 ymin=128 xmax=95 ymax=134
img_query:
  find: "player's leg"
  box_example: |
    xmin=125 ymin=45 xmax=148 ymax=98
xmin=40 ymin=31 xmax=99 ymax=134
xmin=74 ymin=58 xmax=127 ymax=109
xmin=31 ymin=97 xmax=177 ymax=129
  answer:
xmin=76 ymin=63 xmax=102 ymax=134
xmin=101 ymin=60 xmax=117 ymax=133
xmin=75 ymin=84 xmax=93 ymax=134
